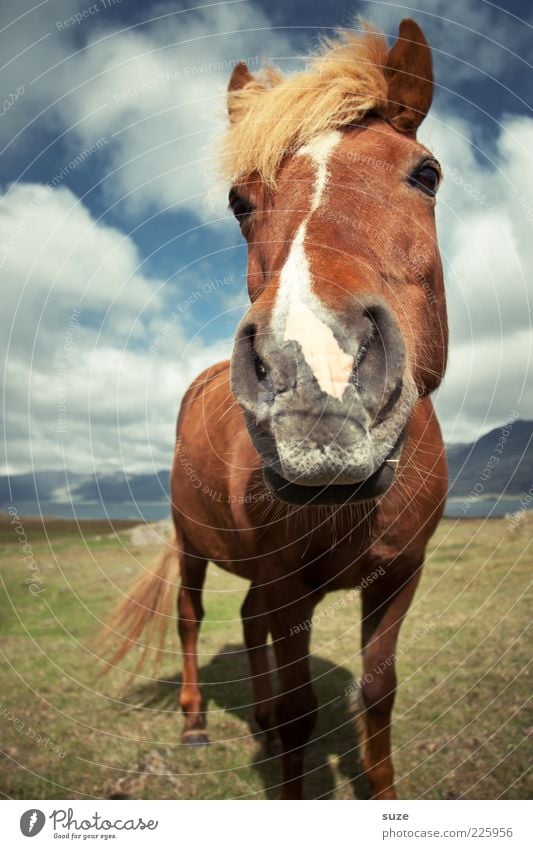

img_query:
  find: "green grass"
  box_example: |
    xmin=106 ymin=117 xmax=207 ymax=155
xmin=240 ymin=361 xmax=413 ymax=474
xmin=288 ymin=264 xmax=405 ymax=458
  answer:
xmin=0 ymin=515 xmax=531 ymax=799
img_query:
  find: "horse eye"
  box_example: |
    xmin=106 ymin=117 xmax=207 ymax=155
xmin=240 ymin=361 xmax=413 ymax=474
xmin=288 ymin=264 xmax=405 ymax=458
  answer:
xmin=409 ymin=162 xmax=441 ymax=197
xmin=229 ymin=189 xmax=253 ymax=224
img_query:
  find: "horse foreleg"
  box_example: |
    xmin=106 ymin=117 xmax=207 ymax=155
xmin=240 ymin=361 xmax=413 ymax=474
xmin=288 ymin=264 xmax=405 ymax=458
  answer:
xmin=177 ymin=552 xmax=208 ymax=745
xmin=265 ymin=583 xmax=318 ymax=799
xmin=241 ymin=583 xmax=277 ymax=753
xmin=358 ymin=566 xmax=422 ymax=799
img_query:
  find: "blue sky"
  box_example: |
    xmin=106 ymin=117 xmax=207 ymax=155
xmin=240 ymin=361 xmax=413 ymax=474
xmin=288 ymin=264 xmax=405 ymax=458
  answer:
xmin=1 ymin=0 xmax=532 ymax=478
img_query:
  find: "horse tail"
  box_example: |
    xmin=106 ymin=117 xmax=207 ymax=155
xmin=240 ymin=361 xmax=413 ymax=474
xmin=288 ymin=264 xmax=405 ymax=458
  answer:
xmin=95 ymin=535 xmax=180 ymax=675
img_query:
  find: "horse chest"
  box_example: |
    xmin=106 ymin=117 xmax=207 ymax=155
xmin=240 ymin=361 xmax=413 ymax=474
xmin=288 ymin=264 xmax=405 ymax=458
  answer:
xmin=306 ymin=551 xmax=379 ymax=593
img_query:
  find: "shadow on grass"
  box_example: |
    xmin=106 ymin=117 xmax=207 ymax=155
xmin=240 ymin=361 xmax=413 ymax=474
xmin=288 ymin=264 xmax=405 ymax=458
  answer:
xmin=129 ymin=642 xmax=371 ymax=800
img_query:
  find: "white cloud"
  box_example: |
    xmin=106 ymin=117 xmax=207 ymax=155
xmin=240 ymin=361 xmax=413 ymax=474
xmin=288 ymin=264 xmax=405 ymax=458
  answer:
xmin=0 ymin=0 xmax=82 ymax=149
xmin=1 ymin=0 xmax=531 ymax=480
xmin=0 ymin=182 xmax=228 ymax=474
xmin=0 ymin=1 xmax=292 ymax=221
xmin=367 ymin=0 xmax=531 ymax=84
xmin=0 ymin=183 xmax=156 ymax=306
xmin=435 ymin=329 xmax=532 ymax=443
xmin=46 ymin=2 xmax=293 ymax=220
xmin=0 ymin=183 xmax=164 ymax=368
xmin=5 ymin=341 xmax=224 ymax=474
xmin=419 ymin=111 xmax=533 ymax=439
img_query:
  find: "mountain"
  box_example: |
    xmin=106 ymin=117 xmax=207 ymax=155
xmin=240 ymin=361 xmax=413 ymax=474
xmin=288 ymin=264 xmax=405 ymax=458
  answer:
xmin=446 ymin=419 xmax=532 ymax=497
xmin=1 ymin=420 xmax=531 ymax=520
xmin=0 ymin=469 xmax=170 ymax=521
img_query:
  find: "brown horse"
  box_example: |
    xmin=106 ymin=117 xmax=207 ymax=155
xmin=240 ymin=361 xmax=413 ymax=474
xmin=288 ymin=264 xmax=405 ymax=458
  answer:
xmin=101 ymin=18 xmax=448 ymax=800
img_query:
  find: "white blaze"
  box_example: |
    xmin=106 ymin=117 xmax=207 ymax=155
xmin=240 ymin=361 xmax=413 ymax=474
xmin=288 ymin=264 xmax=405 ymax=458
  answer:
xmin=273 ymin=131 xmax=354 ymax=401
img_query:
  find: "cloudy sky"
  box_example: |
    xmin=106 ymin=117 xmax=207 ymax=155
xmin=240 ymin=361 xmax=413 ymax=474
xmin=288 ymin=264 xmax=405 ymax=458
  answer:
xmin=1 ymin=0 xmax=532 ymax=482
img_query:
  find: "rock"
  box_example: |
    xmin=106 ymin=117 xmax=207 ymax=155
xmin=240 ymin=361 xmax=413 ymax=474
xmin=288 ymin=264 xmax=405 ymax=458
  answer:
xmin=127 ymin=521 xmax=173 ymax=547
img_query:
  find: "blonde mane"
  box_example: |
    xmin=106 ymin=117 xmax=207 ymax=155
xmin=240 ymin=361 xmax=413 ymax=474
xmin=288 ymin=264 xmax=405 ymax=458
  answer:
xmin=221 ymin=23 xmax=390 ymax=187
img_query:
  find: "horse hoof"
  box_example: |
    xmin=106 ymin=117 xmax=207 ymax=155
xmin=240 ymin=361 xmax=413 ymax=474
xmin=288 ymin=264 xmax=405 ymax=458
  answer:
xmin=182 ymin=730 xmax=209 ymax=746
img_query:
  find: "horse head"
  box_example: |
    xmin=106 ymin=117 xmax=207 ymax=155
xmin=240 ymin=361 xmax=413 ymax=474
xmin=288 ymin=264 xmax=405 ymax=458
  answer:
xmin=226 ymin=19 xmax=447 ymax=505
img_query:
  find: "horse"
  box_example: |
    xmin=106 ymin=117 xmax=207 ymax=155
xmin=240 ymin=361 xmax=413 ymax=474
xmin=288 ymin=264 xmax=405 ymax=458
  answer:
xmin=100 ymin=17 xmax=448 ymax=800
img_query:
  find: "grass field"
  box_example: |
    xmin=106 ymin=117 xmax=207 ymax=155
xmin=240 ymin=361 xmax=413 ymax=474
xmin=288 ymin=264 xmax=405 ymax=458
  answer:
xmin=0 ymin=512 xmax=531 ymax=800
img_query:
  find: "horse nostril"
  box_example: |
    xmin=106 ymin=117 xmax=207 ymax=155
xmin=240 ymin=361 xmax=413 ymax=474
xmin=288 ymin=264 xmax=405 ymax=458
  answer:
xmin=254 ymin=351 xmax=269 ymax=382
xmin=363 ymin=306 xmax=379 ymax=327
xmin=246 ymin=327 xmax=270 ymax=383
xmin=356 ymin=336 xmax=371 ymax=367
xmin=351 ymin=327 xmax=375 ymax=389
xmin=357 ymin=310 xmax=379 ymax=365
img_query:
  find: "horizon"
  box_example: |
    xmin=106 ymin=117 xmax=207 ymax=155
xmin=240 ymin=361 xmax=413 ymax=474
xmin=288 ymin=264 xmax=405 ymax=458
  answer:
xmin=2 ymin=416 xmax=531 ymax=521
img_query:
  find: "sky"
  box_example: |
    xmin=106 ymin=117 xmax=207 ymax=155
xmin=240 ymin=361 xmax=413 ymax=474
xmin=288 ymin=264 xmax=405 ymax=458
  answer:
xmin=1 ymin=0 xmax=532 ymax=482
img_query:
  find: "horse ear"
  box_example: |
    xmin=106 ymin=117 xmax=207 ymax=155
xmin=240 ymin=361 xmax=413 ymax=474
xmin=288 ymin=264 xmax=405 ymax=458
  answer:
xmin=383 ymin=18 xmax=433 ymax=135
xmin=227 ymin=62 xmax=259 ymax=123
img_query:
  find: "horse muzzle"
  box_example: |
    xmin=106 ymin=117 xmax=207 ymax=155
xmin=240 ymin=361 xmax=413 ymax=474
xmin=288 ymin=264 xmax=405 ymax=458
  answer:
xmin=231 ymin=296 xmax=417 ymax=505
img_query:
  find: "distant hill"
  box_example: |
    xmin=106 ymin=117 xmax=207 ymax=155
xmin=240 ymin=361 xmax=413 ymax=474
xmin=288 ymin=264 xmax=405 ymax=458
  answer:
xmin=1 ymin=420 xmax=531 ymax=519
xmin=0 ymin=469 xmax=170 ymax=521
xmin=446 ymin=419 xmax=532 ymax=497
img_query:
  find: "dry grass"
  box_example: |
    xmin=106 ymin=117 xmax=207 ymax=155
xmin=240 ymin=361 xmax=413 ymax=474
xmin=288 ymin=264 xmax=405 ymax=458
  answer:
xmin=0 ymin=515 xmax=531 ymax=799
